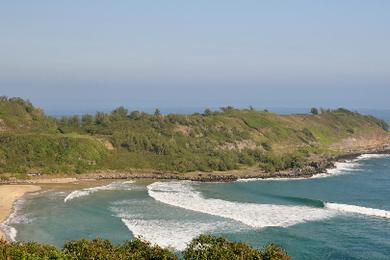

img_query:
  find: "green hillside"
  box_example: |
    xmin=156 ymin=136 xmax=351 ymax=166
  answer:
xmin=0 ymin=96 xmax=388 ymax=176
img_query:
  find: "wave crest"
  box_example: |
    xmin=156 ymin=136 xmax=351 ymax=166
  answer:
xmin=121 ymin=219 xmax=229 ymax=251
xmin=324 ymin=203 xmax=390 ymax=219
xmin=356 ymin=154 xmax=390 ymax=160
xmin=147 ymin=181 xmax=335 ymax=228
xmin=238 ymin=153 xmax=390 ymax=182
xmin=64 ymin=181 xmax=135 ymax=203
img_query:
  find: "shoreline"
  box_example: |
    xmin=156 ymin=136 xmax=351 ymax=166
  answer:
xmin=0 ymin=150 xmax=389 ymax=185
xmin=85 ymin=149 xmax=388 ymax=182
xmin=69 ymin=149 xmax=390 ymax=181
xmin=0 ymin=185 xmax=41 ymax=241
xmin=0 ymin=150 xmax=388 ymax=241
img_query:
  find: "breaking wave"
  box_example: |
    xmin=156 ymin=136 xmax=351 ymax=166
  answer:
xmin=0 ymin=224 xmax=17 ymax=242
xmin=323 ymin=154 xmax=390 ymax=177
xmin=147 ymin=181 xmax=336 ymax=229
xmin=324 ymin=161 xmax=361 ymax=176
xmin=64 ymin=181 xmax=135 ymax=203
xmin=236 ymin=161 xmax=361 ymax=182
xmin=0 ymin=198 xmax=30 ymax=241
xmin=121 ymin=219 xmax=230 ymax=251
xmin=111 ymin=198 xmax=238 ymax=251
xmin=356 ymin=154 xmax=390 ymax=160
xmin=238 ymin=154 xmax=390 ymax=182
xmin=237 ymin=177 xmax=306 ymax=182
xmin=324 ymin=203 xmax=390 ymax=219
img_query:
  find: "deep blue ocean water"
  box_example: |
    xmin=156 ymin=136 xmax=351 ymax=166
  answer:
xmin=2 ymin=155 xmax=390 ymax=259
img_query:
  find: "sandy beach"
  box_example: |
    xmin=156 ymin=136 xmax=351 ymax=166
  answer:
xmin=0 ymin=185 xmax=41 ymax=240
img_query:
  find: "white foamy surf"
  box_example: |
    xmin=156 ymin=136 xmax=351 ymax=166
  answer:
xmin=356 ymin=154 xmax=390 ymax=160
xmin=147 ymin=181 xmax=336 ymax=229
xmin=237 ymin=154 xmax=390 ymax=182
xmin=236 ymin=162 xmax=358 ymax=182
xmin=324 ymin=161 xmax=361 ymax=175
xmin=64 ymin=181 xmax=135 ymax=202
xmin=111 ymin=198 xmax=239 ymax=251
xmin=323 ymin=154 xmax=390 ymax=177
xmin=329 ymin=153 xmax=390 ymax=174
xmin=121 ymin=219 xmax=230 ymax=251
xmin=0 ymin=223 xmax=17 ymax=242
xmin=236 ymin=177 xmax=307 ymax=182
xmin=324 ymin=203 xmax=390 ymax=219
xmin=0 ymin=198 xmax=30 ymax=241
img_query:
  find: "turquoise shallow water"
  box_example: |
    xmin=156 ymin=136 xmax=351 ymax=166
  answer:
xmin=2 ymin=155 xmax=390 ymax=259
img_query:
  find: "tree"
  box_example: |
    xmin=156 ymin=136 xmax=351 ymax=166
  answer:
xmin=111 ymin=106 xmax=128 ymax=120
xmin=69 ymin=115 xmax=80 ymax=128
xmin=0 ymin=236 xmax=289 ymax=260
xmin=154 ymin=108 xmax=161 ymax=116
xmin=81 ymin=114 xmax=94 ymax=126
xmin=203 ymin=108 xmax=212 ymax=116
xmin=310 ymin=107 xmax=319 ymax=115
xmin=59 ymin=116 xmax=69 ymax=126
xmin=95 ymin=112 xmax=110 ymax=126
xmin=220 ymin=106 xmax=234 ymax=112
xmin=183 ymin=235 xmax=290 ymax=260
xmin=129 ymin=111 xmax=141 ymax=120
xmin=153 ymin=109 xmax=162 ymax=120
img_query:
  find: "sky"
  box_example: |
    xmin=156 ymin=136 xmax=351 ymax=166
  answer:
xmin=1 ymin=1 xmax=390 ymax=114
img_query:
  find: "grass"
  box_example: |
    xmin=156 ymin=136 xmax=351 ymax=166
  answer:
xmin=0 ymin=97 xmax=388 ymax=175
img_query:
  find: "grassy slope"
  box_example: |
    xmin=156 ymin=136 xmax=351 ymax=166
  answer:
xmin=0 ymin=97 xmax=107 ymax=175
xmin=0 ymin=133 xmax=107 ymax=174
xmin=0 ymin=97 xmax=388 ymax=176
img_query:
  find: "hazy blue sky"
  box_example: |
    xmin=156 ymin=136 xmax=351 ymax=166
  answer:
xmin=1 ymin=1 xmax=389 ymax=113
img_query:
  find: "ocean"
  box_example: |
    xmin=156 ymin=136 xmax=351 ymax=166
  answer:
xmin=2 ymin=154 xmax=390 ymax=259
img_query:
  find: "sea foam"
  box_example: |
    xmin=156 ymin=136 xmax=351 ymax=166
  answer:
xmin=237 ymin=154 xmax=390 ymax=182
xmin=121 ymin=219 xmax=229 ymax=251
xmin=0 ymin=198 xmax=29 ymax=241
xmin=64 ymin=181 xmax=135 ymax=202
xmin=324 ymin=161 xmax=361 ymax=176
xmin=147 ymin=181 xmax=336 ymax=229
xmin=0 ymin=224 xmax=17 ymax=242
xmin=111 ymin=198 xmax=238 ymax=251
xmin=237 ymin=160 xmax=361 ymax=182
xmin=324 ymin=153 xmax=390 ymax=177
xmin=356 ymin=154 xmax=390 ymax=160
xmin=324 ymin=203 xmax=390 ymax=219
xmin=236 ymin=177 xmax=306 ymax=182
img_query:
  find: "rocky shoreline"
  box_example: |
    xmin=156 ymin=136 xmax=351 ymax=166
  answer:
xmin=1 ymin=149 xmax=389 ymax=184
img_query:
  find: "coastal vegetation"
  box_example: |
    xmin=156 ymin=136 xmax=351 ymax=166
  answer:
xmin=0 ymin=96 xmax=388 ymax=176
xmin=0 ymin=236 xmax=290 ymax=259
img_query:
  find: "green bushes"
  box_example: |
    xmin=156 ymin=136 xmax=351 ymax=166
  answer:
xmin=183 ymin=235 xmax=290 ymax=260
xmin=0 ymin=96 xmax=57 ymax=133
xmin=1 ymin=97 xmax=389 ymax=175
xmin=0 ymin=241 xmax=65 ymax=260
xmin=63 ymin=238 xmax=176 ymax=260
xmin=0 ymin=134 xmax=107 ymax=174
xmin=0 ymin=236 xmax=289 ymax=260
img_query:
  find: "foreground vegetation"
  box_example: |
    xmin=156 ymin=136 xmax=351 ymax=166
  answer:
xmin=0 ymin=96 xmax=388 ymax=176
xmin=0 ymin=235 xmax=290 ymax=260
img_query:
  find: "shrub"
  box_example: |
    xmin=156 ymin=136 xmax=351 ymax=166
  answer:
xmin=0 ymin=241 xmax=66 ymax=259
xmin=0 ymin=236 xmax=290 ymax=260
xmin=183 ymin=235 xmax=290 ymax=260
xmin=310 ymin=108 xmax=319 ymax=115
